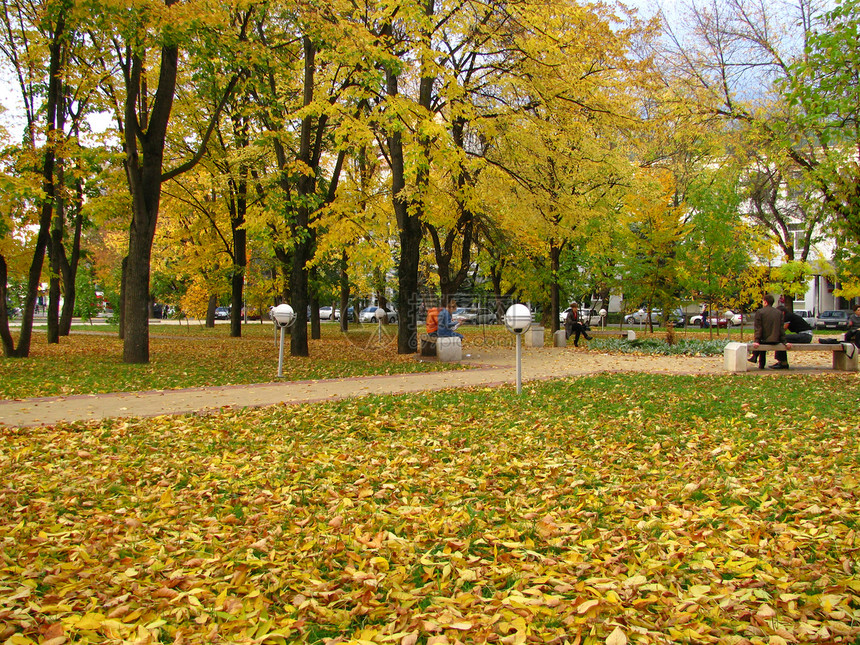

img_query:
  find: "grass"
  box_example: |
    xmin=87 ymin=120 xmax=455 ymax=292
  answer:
xmin=0 ymin=323 xmax=472 ymax=399
xmin=2 ymin=373 xmax=858 ymax=643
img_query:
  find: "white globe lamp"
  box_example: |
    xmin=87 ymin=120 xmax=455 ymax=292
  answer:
xmin=504 ymin=303 xmax=532 ymax=335
xmin=504 ymin=303 xmax=532 ymax=394
xmin=272 ymin=304 xmax=295 ymax=377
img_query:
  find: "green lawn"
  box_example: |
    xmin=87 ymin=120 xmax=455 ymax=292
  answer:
xmin=2 ymin=373 xmax=858 ymax=643
xmin=0 ymin=324 xmax=472 ymax=399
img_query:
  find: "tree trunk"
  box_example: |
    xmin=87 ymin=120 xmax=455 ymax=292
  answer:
xmin=550 ymin=242 xmax=561 ymax=334
xmin=289 ymin=36 xmax=319 ymax=357
xmin=205 ymin=294 xmax=217 ymax=327
xmin=0 ymin=256 xmax=14 ymax=356
xmin=4 ymin=16 xmax=64 ymax=357
xmin=122 ymin=42 xmax=179 ymax=364
xmin=388 ymin=52 xmax=433 ymax=354
xmin=229 ymin=115 xmax=249 ymax=338
xmin=118 ymin=256 xmax=127 ymax=339
xmin=339 ymin=250 xmax=350 ymax=332
xmin=59 ymin=202 xmax=84 ymax=336
xmin=47 ymin=79 xmax=68 ymax=345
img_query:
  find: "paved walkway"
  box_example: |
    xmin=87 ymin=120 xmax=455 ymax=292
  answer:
xmin=0 ymin=345 xmax=844 ymax=428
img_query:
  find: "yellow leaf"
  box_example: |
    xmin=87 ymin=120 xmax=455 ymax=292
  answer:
xmin=449 ymin=622 xmax=472 ymax=630
xmin=578 ymin=599 xmax=600 ymax=614
xmin=426 ymin=636 xmax=450 ymax=645
xmin=71 ymin=613 xmax=105 ymax=630
xmin=42 ymin=638 xmax=67 ymax=645
xmin=688 ymin=585 xmax=711 ymax=597
xmin=5 ymin=635 xmax=36 ymax=645
xmin=370 ymin=556 xmax=390 ymax=572
xmin=606 ymin=626 xmax=627 ymax=645
xmin=756 ymin=604 xmax=776 ymax=618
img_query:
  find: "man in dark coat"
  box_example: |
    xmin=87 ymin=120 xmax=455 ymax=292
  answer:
xmin=750 ymin=294 xmax=790 ymax=369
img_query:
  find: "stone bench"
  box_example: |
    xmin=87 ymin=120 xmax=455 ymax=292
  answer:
xmin=723 ymin=341 xmax=858 ymax=372
xmin=523 ymin=326 xmax=545 ymax=347
xmin=419 ymin=333 xmax=462 ymax=361
xmin=553 ymin=328 xmax=636 ymax=347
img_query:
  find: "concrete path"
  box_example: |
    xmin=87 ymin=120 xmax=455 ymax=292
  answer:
xmin=0 ymin=345 xmax=842 ymax=428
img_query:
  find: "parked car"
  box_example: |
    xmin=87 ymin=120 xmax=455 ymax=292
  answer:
xmin=359 ymin=306 xmax=397 ymax=323
xmin=626 ymin=308 xmax=660 ymax=325
xmin=214 ymin=306 xmax=231 ymax=320
xmin=689 ymin=312 xmax=729 ymax=328
xmin=794 ymin=309 xmax=816 ymax=328
xmin=725 ymin=310 xmax=744 ymax=326
xmin=816 ymin=310 xmax=850 ymax=330
xmin=453 ymin=307 xmax=497 ymax=325
xmin=625 ymin=307 xmax=678 ymax=325
xmin=318 ymin=306 xmax=339 ymax=321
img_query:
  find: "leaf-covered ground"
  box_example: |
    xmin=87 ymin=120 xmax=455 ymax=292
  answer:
xmin=0 ymin=327 xmax=466 ymax=400
xmin=2 ymin=373 xmax=858 ymax=644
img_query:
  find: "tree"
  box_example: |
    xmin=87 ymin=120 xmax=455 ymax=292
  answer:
xmin=89 ymin=0 xmax=242 ymax=363
xmin=655 ymin=0 xmax=845 ymax=303
xmin=679 ymin=161 xmax=752 ymax=332
xmin=786 ymin=0 xmax=860 ymax=241
xmin=0 ymin=0 xmax=67 ymax=357
xmin=618 ymin=169 xmax=689 ymax=332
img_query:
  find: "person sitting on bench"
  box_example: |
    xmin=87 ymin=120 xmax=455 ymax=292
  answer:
xmin=769 ymin=305 xmax=813 ymax=370
xmin=565 ymin=302 xmax=592 ymax=347
xmin=437 ymin=297 xmax=464 ymax=339
xmin=426 ymin=304 xmax=440 ymax=337
xmin=750 ymin=294 xmax=791 ymax=369
xmin=845 ymin=304 xmax=860 ymax=346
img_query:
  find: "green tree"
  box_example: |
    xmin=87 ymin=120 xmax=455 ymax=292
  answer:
xmin=679 ymin=162 xmax=752 ymax=332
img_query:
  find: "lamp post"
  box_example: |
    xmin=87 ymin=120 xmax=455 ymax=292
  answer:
xmin=374 ymin=307 xmax=388 ymax=343
xmin=271 ymin=304 xmax=296 ymax=377
xmin=504 ymin=303 xmax=532 ymax=394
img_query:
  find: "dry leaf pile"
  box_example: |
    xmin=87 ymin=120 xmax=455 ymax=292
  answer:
xmin=1 ymin=374 xmax=858 ymax=644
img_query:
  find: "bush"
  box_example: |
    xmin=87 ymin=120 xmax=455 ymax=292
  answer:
xmin=591 ymin=337 xmax=728 ymax=356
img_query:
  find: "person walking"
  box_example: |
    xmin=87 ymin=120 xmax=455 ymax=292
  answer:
xmin=750 ymin=294 xmax=790 ymax=369
xmin=565 ymin=302 xmax=592 ymax=347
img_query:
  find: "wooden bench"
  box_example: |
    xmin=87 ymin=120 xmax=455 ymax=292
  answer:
xmin=553 ymin=328 xmax=636 ymax=347
xmin=724 ymin=341 xmax=858 ymax=372
xmin=419 ymin=333 xmax=462 ymax=361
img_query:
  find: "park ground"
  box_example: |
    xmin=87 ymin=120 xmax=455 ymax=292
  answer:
xmin=1 ymin=325 xmax=858 ymax=644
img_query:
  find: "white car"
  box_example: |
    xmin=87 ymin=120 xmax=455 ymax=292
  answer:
xmin=359 ymin=306 xmax=397 ymax=323
xmin=793 ymin=309 xmax=816 ymax=328
xmin=318 ymin=306 xmax=339 ymax=320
